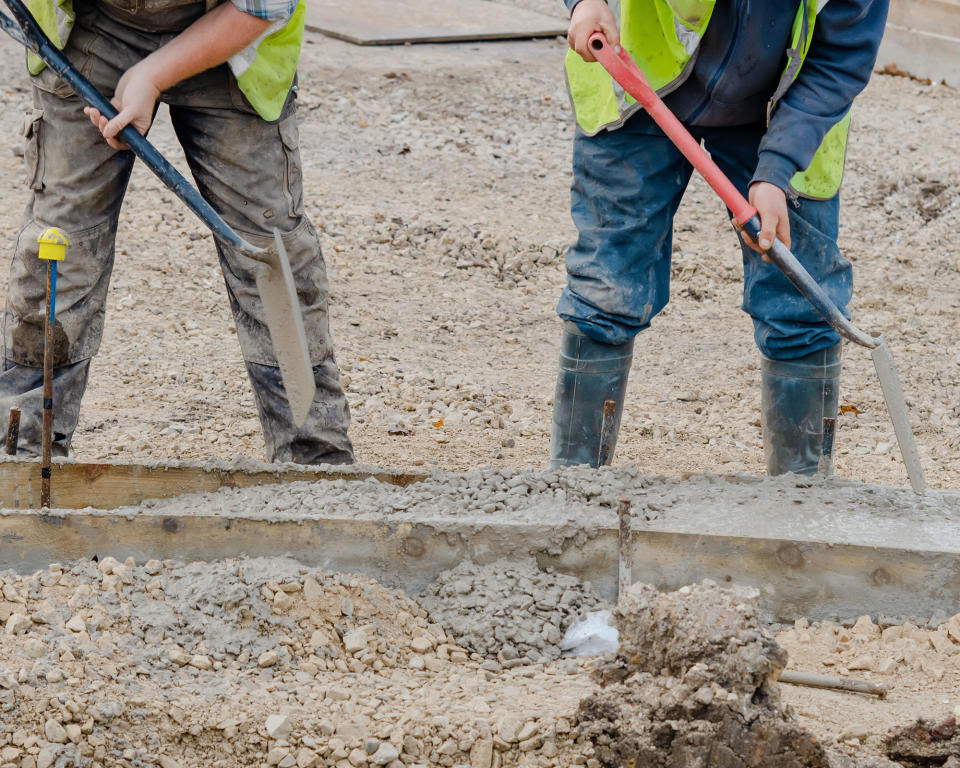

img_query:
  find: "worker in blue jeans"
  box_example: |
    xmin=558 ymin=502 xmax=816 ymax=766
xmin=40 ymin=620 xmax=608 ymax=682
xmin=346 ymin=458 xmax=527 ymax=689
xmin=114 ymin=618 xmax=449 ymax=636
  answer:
xmin=550 ymin=0 xmax=889 ymax=474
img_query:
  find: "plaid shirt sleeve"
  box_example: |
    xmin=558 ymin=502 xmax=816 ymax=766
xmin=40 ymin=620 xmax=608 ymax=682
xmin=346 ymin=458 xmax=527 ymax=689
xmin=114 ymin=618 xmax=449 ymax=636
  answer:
xmin=230 ymin=0 xmax=297 ymax=22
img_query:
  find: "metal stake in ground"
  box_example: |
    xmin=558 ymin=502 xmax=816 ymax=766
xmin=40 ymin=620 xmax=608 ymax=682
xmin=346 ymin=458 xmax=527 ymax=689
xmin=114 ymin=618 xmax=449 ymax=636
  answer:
xmin=597 ymin=399 xmax=618 ymax=466
xmin=617 ymin=497 xmax=632 ymax=602
xmin=4 ymin=409 xmax=20 ymax=456
xmin=37 ymin=228 xmax=67 ymax=508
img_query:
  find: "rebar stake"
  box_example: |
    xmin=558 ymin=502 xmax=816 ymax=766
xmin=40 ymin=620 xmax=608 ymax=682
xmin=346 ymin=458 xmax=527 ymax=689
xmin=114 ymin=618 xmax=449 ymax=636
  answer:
xmin=5 ymin=408 xmax=20 ymax=456
xmin=818 ymin=417 xmax=836 ymax=478
xmin=617 ymin=497 xmax=632 ymax=603
xmin=597 ymin=399 xmax=617 ymax=467
xmin=37 ymin=228 xmax=67 ymax=509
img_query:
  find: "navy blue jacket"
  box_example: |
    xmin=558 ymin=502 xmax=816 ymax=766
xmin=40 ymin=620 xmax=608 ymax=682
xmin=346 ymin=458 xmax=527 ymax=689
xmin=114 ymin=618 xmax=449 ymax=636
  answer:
xmin=565 ymin=0 xmax=889 ymax=191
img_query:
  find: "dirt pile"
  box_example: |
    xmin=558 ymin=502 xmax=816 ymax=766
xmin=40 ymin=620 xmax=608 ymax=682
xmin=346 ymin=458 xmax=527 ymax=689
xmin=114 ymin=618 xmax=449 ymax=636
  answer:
xmin=885 ymin=716 xmax=960 ymax=767
xmin=574 ymin=581 xmax=846 ymax=768
xmin=419 ymin=558 xmax=607 ymax=662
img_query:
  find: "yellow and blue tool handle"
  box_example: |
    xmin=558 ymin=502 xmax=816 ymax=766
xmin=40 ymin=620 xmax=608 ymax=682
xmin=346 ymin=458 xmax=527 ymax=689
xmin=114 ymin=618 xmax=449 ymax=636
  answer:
xmin=0 ymin=0 xmax=264 ymax=258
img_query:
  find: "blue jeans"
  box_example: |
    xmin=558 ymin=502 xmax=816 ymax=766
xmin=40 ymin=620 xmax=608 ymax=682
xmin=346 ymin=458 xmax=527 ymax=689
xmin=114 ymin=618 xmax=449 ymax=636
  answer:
xmin=557 ymin=111 xmax=853 ymax=360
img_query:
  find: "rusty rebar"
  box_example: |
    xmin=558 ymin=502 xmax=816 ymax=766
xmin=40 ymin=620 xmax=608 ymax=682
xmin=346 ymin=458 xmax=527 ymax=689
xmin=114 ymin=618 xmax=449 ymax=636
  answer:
xmin=597 ymin=399 xmax=617 ymax=467
xmin=5 ymin=408 xmax=20 ymax=456
xmin=618 ymin=497 xmax=632 ymax=602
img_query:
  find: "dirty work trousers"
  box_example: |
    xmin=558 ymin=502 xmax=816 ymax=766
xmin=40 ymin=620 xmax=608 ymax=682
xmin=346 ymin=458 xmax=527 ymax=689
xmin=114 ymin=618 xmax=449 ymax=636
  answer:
xmin=556 ymin=110 xmax=853 ymax=360
xmin=0 ymin=5 xmax=353 ymax=465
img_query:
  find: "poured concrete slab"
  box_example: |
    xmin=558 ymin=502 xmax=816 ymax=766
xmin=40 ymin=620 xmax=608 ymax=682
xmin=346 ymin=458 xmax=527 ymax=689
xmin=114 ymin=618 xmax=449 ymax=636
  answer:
xmin=305 ymin=0 xmax=566 ymax=46
xmin=879 ymin=0 xmax=960 ymax=85
xmin=1 ymin=467 xmax=958 ymax=624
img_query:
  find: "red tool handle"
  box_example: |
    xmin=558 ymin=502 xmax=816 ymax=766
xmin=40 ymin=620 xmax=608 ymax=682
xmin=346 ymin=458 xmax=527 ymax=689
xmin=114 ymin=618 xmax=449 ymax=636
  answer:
xmin=587 ymin=33 xmax=757 ymax=225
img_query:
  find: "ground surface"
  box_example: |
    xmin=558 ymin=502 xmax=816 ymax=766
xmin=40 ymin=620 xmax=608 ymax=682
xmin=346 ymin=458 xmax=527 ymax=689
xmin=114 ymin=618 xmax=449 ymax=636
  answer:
xmin=1 ymin=1 xmax=958 ymax=489
xmin=1 ymin=2 xmax=960 ymax=765
xmin=0 ymin=553 xmax=957 ymax=768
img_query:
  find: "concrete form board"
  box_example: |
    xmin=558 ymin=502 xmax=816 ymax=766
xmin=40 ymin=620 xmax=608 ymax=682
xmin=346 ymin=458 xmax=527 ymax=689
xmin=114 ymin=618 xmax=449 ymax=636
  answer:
xmin=0 ymin=457 xmax=424 ymax=510
xmin=304 ymin=0 xmax=566 ymax=45
xmin=1 ymin=505 xmax=958 ymax=624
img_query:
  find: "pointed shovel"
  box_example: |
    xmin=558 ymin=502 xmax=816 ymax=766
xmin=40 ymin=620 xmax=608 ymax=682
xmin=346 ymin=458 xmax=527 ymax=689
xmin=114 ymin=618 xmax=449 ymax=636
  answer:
xmin=1 ymin=0 xmax=315 ymax=425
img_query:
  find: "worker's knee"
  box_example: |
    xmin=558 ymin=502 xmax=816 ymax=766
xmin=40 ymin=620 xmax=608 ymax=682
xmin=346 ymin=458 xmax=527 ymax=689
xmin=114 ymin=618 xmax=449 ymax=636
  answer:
xmin=4 ymin=219 xmax=116 ymax=367
xmin=221 ymin=218 xmax=335 ymax=369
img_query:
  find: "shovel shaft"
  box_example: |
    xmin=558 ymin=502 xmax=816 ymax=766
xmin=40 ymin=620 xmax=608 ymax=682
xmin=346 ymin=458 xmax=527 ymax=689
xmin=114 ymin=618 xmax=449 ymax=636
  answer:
xmin=1 ymin=0 xmax=262 ymax=257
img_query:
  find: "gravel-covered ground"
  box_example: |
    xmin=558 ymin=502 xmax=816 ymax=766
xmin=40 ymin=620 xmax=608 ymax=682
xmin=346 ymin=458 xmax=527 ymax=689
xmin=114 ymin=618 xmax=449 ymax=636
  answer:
xmin=1 ymin=2 xmax=957 ymax=489
xmin=0 ymin=554 xmax=957 ymax=768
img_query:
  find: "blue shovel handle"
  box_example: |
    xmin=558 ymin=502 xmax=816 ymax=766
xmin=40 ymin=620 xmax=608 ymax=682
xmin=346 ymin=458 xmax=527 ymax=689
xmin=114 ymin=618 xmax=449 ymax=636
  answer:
xmin=0 ymin=0 xmax=263 ymax=257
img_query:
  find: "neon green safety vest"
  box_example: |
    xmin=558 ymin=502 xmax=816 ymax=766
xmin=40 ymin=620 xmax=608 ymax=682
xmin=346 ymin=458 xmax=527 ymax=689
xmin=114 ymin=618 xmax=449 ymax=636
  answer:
xmin=565 ymin=0 xmax=850 ymax=199
xmin=25 ymin=0 xmax=304 ymax=122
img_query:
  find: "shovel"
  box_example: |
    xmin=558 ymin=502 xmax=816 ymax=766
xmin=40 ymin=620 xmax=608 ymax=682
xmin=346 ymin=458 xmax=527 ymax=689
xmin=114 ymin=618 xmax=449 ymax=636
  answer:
xmin=587 ymin=33 xmax=926 ymax=493
xmin=1 ymin=0 xmax=315 ymax=426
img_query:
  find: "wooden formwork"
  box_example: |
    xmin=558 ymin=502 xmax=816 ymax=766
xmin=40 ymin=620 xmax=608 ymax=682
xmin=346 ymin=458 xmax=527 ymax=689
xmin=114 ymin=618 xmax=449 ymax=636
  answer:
xmin=0 ymin=456 xmax=425 ymax=511
xmin=0 ymin=457 xmax=958 ymax=624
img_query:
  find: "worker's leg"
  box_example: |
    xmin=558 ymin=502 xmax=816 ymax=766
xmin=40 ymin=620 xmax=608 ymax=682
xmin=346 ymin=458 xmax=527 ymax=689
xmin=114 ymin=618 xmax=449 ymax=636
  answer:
xmin=704 ymin=125 xmax=850 ymax=475
xmin=0 ymin=16 xmax=136 ymax=456
xmin=167 ymin=74 xmax=353 ymax=465
xmin=552 ymin=112 xmax=692 ymax=467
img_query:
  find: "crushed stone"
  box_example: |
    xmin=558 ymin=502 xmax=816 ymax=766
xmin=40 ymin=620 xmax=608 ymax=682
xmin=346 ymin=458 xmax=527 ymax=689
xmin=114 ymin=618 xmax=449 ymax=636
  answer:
xmin=418 ymin=558 xmax=608 ymax=662
xmin=0 ymin=554 xmax=957 ymax=766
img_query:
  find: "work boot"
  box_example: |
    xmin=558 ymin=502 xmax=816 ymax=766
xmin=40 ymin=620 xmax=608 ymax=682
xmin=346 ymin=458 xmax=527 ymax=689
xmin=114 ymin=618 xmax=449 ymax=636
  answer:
xmin=761 ymin=343 xmax=842 ymax=476
xmin=550 ymin=322 xmax=634 ymax=468
xmin=245 ymin=361 xmax=354 ymax=466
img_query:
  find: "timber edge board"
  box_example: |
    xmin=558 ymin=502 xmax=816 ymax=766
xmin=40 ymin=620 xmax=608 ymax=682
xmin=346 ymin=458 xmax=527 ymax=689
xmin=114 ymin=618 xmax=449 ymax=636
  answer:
xmin=0 ymin=457 xmax=427 ymax=511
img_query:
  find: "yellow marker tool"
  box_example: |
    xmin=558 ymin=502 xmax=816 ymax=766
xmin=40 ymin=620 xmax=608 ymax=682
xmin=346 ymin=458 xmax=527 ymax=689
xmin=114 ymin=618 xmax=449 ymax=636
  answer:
xmin=37 ymin=227 xmax=67 ymax=509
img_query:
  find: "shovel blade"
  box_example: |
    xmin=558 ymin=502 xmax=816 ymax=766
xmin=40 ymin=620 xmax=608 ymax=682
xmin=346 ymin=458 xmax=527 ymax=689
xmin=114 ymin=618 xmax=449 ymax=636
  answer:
xmin=870 ymin=337 xmax=926 ymax=494
xmin=254 ymin=230 xmax=315 ymax=428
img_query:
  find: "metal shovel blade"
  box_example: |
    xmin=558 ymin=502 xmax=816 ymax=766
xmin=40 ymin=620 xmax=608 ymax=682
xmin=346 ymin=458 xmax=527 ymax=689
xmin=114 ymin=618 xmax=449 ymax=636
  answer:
xmin=870 ymin=336 xmax=926 ymax=494
xmin=255 ymin=230 xmax=315 ymax=428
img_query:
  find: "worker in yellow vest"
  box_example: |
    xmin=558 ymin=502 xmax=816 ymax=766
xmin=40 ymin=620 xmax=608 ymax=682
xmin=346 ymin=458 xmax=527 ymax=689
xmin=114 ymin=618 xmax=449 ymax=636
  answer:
xmin=1 ymin=0 xmax=354 ymax=465
xmin=551 ymin=0 xmax=888 ymax=474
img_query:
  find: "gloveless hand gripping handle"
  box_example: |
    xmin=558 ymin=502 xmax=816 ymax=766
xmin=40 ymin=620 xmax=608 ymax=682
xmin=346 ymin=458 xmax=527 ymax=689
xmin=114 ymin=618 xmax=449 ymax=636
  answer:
xmin=0 ymin=0 xmax=265 ymax=258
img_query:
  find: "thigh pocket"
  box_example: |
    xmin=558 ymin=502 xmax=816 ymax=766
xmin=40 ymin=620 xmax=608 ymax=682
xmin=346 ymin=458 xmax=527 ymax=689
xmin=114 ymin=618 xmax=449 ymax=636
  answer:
xmin=279 ymin=115 xmax=304 ymax=218
xmin=20 ymin=109 xmax=45 ymax=192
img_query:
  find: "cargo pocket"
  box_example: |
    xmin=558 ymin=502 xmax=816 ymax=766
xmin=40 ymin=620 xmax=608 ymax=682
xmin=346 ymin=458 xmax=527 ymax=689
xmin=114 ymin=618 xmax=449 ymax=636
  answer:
xmin=278 ymin=115 xmax=304 ymax=218
xmin=21 ymin=108 xmax=44 ymax=192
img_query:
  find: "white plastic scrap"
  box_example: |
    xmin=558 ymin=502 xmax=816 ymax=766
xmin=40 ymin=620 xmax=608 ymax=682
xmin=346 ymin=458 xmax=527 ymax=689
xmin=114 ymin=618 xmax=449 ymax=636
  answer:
xmin=560 ymin=610 xmax=619 ymax=656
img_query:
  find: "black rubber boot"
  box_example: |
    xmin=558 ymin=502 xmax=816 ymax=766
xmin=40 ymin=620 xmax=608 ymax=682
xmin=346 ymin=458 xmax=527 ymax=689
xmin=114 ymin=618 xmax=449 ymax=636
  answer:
xmin=761 ymin=343 xmax=842 ymax=476
xmin=549 ymin=322 xmax=634 ymax=468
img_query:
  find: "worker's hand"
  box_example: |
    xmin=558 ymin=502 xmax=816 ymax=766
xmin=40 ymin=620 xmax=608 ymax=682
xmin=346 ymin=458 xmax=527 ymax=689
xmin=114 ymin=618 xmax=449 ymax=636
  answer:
xmin=83 ymin=60 xmax=162 ymax=151
xmin=568 ymin=0 xmax=619 ymax=63
xmin=741 ymin=181 xmax=791 ymax=263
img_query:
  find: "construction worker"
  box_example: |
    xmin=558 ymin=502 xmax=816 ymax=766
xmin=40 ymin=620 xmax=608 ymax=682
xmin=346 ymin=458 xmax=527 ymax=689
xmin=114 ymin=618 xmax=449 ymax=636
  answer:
xmin=551 ymin=0 xmax=889 ymax=473
xmin=1 ymin=0 xmax=354 ymax=465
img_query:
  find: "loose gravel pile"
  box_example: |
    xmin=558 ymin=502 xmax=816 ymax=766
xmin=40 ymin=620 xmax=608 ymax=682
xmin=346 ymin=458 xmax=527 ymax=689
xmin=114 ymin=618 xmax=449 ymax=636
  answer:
xmin=419 ymin=559 xmax=607 ymax=662
xmin=0 ymin=555 xmax=594 ymax=768
xmin=0 ymin=554 xmax=957 ymax=767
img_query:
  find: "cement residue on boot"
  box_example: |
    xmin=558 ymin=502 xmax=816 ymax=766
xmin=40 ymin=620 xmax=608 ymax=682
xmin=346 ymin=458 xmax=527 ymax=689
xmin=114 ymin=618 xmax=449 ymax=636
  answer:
xmin=419 ymin=558 xmax=608 ymax=662
xmin=574 ymin=581 xmax=833 ymax=768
